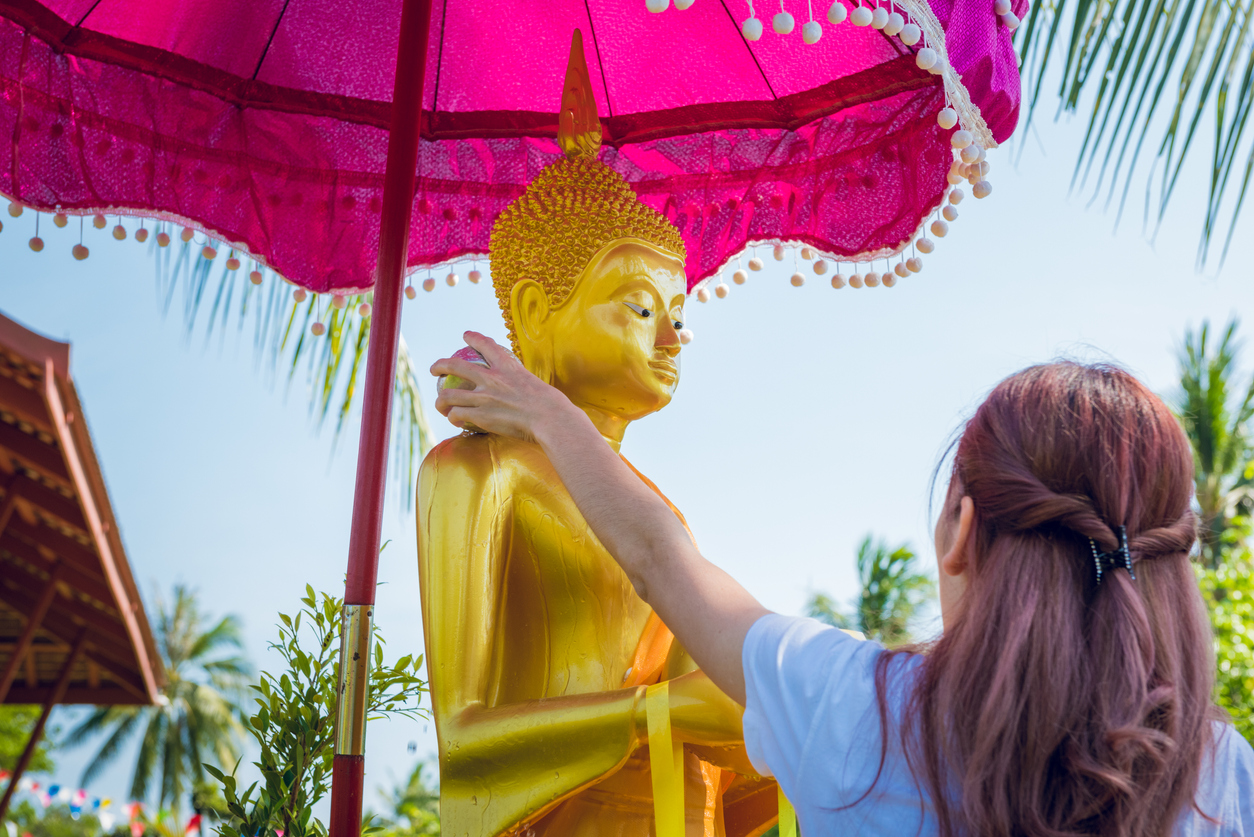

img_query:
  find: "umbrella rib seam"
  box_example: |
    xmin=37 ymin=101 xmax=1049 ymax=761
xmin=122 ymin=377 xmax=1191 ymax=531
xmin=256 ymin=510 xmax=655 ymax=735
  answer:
xmin=580 ymin=0 xmax=615 ymax=118
xmin=70 ymin=0 xmax=103 ymax=30
xmin=431 ymin=0 xmax=449 ymax=114
xmin=251 ymin=0 xmax=294 ymax=81
xmin=717 ymin=0 xmax=777 ymax=100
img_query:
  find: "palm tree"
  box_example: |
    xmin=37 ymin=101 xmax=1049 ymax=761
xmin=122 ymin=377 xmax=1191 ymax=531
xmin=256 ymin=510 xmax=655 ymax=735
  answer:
xmin=63 ymin=586 xmax=251 ymax=817
xmin=376 ymin=762 xmax=441 ymax=837
xmin=1172 ymin=319 xmax=1254 ymax=569
xmin=806 ymin=536 xmax=935 ymax=647
xmin=1016 ymin=0 xmax=1254 ymax=267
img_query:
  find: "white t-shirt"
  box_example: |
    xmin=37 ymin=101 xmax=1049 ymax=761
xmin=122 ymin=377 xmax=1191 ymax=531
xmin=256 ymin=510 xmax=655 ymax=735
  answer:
xmin=742 ymin=613 xmax=1254 ymax=836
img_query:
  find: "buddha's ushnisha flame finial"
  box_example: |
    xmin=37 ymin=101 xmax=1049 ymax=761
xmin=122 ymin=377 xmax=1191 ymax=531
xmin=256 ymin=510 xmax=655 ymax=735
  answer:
xmin=558 ymin=29 xmax=603 ymax=160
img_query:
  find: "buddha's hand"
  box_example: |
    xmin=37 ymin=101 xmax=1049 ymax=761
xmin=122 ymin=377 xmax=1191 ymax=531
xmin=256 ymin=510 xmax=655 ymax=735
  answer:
xmin=431 ymin=331 xmax=578 ymax=443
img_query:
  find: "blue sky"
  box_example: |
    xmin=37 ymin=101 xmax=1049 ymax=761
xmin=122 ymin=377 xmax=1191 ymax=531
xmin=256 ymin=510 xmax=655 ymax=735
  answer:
xmin=2 ymin=102 xmax=1252 ymax=817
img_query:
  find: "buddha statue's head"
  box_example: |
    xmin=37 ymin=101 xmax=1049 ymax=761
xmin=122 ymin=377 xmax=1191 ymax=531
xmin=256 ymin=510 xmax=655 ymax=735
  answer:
xmin=488 ymin=31 xmax=688 ymax=426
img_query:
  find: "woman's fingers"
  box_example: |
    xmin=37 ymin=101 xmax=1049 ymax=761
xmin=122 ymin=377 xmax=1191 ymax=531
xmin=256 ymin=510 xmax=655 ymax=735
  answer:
xmin=463 ymin=331 xmax=515 ymax=368
xmin=430 ymin=356 xmax=490 ymax=383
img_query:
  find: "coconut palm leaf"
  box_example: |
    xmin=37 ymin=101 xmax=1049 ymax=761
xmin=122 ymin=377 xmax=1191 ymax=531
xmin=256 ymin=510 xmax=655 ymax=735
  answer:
xmin=66 ymin=586 xmax=251 ymax=814
xmin=152 ymin=238 xmax=434 ymax=506
xmin=1173 ymin=318 xmax=1254 ymax=567
xmin=1018 ymin=0 xmax=1254 ymax=265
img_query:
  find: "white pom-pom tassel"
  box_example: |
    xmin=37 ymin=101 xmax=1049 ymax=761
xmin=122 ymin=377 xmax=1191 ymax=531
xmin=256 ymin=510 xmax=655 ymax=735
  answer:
xmin=813 ymin=259 xmax=829 ymax=275
xmin=332 ymin=293 xmax=347 ymax=309
xmin=422 ymin=277 xmax=436 ymax=292
xmin=226 ymin=256 xmax=241 ymax=270
xmin=646 ymin=0 xmax=668 ymax=12
xmin=790 ymin=273 xmax=805 ymax=287
xmin=849 ymin=273 xmax=865 ymax=288
xmin=882 ymin=273 xmax=897 ymax=287
xmin=899 ymin=22 xmax=921 ymax=43
xmin=405 ymin=285 xmax=417 ymax=300
xmin=446 ymin=272 xmax=459 ymax=287
xmin=802 ymin=20 xmax=822 ymax=42
xmin=850 ymin=5 xmax=873 ymax=25
xmin=180 ymin=226 xmax=195 ymax=242
xmin=469 ymin=269 xmax=482 ymax=284
xmin=773 ymin=11 xmax=795 ymax=32
xmin=884 ymin=11 xmax=904 ymax=34
xmin=949 ymin=188 xmax=965 ymax=205
xmin=697 ymin=287 xmax=711 ymax=302
xmin=917 ymin=237 xmax=935 ymax=254
xmin=947 ymin=170 xmax=964 ymax=185
xmin=135 ymin=227 xmax=149 ymax=243
xmin=157 ymin=231 xmax=171 ymax=247
xmin=937 ymin=107 xmax=958 ymax=130
xmin=960 ymin=143 xmax=981 ymax=164
xmin=715 ymin=282 xmax=730 ymax=298
xmin=994 ymin=0 xmax=1011 ymax=12
xmin=112 ymin=224 xmax=127 ymax=241
xmin=871 ymin=6 xmax=888 ymax=27
xmin=53 ymin=212 xmax=68 ymax=228
xmin=7 ymin=202 xmax=23 ymax=218
xmin=202 ymin=244 xmax=217 ymax=260
xmin=895 ymin=262 xmax=910 ymax=277
xmin=973 ymin=180 xmax=993 ymax=199
xmin=733 ymin=269 xmax=749 ymax=284
xmin=907 ymin=257 xmax=923 ymax=273
xmin=679 ymin=328 xmax=694 ymax=344
xmin=93 ymin=213 xmax=107 ymax=229
xmin=828 ymin=1 xmax=847 ymax=22
xmin=831 ymin=274 xmax=847 ymax=289
xmin=915 ymin=47 xmax=937 ymax=70
xmin=311 ymin=321 xmax=327 ymax=336
xmin=942 ymin=205 xmax=959 ymax=222
xmin=742 ymin=16 xmax=764 ymax=38
xmin=930 ymin=219 xmax=949 ymax=237
xmin=1001 ymin=11 xmax=1020 ymax=28
xmin=950 ymin=129 xmax=973 ymax=149
xmin=294 ymin=288 xmax=308 ymax=303
xmin=800 ymin=246 xmax=815 ymax=260
xmin=749 ymin=257 xmax=764 ymax=271
xmin=250 ymin=270 xmax=263 ymax=284
xmin=865 ymin=273 xmax=881 ymax=287
xmin=674 ymin=0 xmax=695 ymax=7
xmin=359 ymin=302 xmax=373 ymax=316
xmin=773 ymin=244 xmax=786 ymax=260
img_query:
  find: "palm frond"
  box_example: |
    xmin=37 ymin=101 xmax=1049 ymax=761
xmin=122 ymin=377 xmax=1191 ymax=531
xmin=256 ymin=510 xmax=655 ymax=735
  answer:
xmin=77 ymin=707 xmax=144 ymax=786
xmin=1019 ymin=0 xmax=1254 ymax=266
xmin=153 ymin=241 xmax=436 ymax=506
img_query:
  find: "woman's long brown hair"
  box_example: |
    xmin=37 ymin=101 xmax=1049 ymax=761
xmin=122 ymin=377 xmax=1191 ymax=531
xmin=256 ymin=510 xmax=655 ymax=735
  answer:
xmin=881 ymin=362 xmax=1215 ymax=837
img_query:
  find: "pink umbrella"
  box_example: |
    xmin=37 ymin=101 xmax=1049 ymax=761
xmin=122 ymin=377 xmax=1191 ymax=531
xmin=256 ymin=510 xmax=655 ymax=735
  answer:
xmin=1 ymin=0 xmax=1022 ymax=832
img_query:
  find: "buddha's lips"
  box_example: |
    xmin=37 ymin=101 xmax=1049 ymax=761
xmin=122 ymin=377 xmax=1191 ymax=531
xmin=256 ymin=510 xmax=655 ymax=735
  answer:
xmin=649 ymin=359 xmax=678 ymax=382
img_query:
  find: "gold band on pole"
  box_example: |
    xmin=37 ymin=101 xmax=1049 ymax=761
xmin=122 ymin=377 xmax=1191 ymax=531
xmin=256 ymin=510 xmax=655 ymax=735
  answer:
xmin=646 ymin=681 xmax=685 ymax=837
xmin=335 ymin=604 xmax=373 ymax=756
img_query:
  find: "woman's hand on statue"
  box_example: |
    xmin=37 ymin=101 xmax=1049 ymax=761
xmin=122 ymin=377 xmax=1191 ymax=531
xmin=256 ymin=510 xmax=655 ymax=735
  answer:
xmin=431 ymin=332 xmax=578 ymax=443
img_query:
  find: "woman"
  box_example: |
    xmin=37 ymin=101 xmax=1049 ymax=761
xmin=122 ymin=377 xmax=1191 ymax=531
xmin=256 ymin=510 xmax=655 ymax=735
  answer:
xmin=432 ymin=333 xmax=1254 ymax=836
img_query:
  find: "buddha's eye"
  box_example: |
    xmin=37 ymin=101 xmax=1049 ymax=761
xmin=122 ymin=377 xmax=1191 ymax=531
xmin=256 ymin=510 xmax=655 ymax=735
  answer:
xmin=623 ymin=302 xmax=653 ymax=318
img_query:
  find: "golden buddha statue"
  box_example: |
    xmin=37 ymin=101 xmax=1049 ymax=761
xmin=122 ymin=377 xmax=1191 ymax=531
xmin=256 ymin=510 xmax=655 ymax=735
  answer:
xmin=415 ymin=31 xmax=779 ymax=837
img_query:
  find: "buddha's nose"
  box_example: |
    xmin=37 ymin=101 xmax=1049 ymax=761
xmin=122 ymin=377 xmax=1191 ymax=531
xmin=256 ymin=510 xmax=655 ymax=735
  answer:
xmin=655 ymin=323 xmax=681 ymax=357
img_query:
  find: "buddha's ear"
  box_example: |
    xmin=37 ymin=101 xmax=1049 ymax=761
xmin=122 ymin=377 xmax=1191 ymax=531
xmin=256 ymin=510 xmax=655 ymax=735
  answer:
xmin=511 ymin=280 xmax=554 ymax=384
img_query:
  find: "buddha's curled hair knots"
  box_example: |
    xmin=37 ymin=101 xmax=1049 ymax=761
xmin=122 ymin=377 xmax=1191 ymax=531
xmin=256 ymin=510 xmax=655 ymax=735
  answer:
xmin=489 ymin=156 xmax=687 ymax=354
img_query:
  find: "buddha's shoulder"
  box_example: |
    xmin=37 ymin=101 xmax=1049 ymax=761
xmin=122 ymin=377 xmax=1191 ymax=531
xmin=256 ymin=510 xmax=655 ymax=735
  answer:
xmin=418 ymin=433 xmax=553 ymax=488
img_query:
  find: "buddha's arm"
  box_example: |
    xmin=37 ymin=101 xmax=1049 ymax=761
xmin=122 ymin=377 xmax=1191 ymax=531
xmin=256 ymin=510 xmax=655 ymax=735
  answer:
xmin=416 ymin=440 xmax=645 ymax=833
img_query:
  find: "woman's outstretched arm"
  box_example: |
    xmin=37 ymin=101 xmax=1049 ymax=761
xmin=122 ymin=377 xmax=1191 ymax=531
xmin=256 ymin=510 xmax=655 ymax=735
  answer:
xmin=431 ymin=332 xmax=769 ymax=705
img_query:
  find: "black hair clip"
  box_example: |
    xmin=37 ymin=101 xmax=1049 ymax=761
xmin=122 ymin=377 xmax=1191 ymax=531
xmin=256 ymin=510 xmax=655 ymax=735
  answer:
xmin=1089 ymin=525 xmax=1134 ymax=586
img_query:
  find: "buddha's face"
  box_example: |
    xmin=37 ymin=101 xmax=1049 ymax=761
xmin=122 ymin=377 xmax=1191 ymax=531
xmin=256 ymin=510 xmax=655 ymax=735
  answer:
xmin=513 ymin=239 xmax=686 ymax=423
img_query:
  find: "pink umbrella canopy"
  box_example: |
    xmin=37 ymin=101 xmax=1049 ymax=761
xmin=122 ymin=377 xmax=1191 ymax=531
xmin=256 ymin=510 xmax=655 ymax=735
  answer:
xmin=1 ymin=0 xmax=1022 ymax=293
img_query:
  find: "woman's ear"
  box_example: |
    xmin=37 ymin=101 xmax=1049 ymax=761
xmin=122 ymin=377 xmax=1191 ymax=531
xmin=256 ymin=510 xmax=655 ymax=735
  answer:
xmin=940 ymin=495 xmax=976 ymax=578
xmin=511 ymin=280 xmax=553 ymax=384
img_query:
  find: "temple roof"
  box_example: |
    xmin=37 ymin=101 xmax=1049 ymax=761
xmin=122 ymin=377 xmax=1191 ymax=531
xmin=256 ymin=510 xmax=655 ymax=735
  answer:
xmin=0 ymin=311 xmax=162 ymax=706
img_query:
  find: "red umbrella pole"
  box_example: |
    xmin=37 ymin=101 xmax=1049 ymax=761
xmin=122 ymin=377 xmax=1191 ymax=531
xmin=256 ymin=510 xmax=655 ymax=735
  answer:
xmin=329 ymin=0 xmax=432 ymax=833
